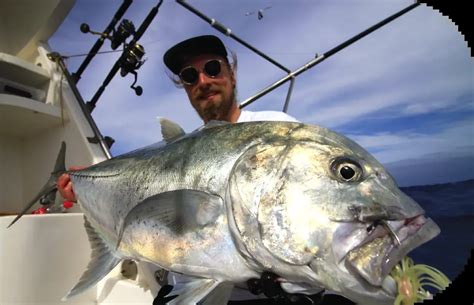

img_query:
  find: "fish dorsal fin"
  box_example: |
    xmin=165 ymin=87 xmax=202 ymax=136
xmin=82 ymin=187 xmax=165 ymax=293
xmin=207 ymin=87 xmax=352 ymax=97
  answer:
xmin=63 ymin=217 xmax=121 ymax=300
xmin=116 ymin=189 xmax=223 ymax=248
xmin=159 ymin=117 xmax=185 ymax=143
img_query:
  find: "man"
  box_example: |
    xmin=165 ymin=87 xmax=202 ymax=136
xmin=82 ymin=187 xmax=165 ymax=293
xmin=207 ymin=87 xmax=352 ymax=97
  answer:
xmin=58 ymin=35 xmax=353 ymax=304
xmin=59 ymin=33 xmax=300 ymax=300
xmin=163 ymin=34 xmax=298 ymax=124
xmin=58 ymin=35 xmax=298 ymax=213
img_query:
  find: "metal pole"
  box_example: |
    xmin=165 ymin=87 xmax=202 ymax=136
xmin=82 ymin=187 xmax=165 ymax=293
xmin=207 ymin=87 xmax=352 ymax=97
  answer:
xmin=283 ymin=77 xmax=296 ymax=113
xmin=240 ymin=1 xmax=420 ymax=109
xmin=48 ymin=53 xmax=112 ymax=159
xmin=72 ymin=0 xmax=133 ymax=83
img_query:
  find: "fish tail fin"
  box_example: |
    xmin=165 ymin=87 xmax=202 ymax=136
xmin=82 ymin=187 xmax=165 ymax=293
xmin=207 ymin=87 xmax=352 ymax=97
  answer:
xmin=7 ymin=141 xmax=67 ymax=228
xmin=63 ymin=216 xmax=121 ymax=300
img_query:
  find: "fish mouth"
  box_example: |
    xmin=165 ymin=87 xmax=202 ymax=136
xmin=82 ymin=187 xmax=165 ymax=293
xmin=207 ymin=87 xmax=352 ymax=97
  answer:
xmin=342 ymin=214 xmax=440 ymax=296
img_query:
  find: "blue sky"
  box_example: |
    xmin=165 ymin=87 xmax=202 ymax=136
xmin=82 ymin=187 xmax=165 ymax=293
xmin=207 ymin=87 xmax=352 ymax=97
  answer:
xmin=49 ymin=0 xmax=473 ymax=186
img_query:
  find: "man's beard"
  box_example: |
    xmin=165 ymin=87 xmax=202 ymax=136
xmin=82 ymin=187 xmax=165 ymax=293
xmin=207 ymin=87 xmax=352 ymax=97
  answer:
xmin=200 ymin=89 xmax=237 ymax=122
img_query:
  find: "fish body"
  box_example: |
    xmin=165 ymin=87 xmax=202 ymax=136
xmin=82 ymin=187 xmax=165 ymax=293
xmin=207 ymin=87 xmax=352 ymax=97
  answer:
xmin=63 ymin=121 xmax=439 ymax=304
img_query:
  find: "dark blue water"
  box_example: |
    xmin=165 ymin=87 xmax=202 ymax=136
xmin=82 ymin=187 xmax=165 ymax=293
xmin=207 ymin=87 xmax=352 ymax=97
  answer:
xmin=400 ymin=179 xmax=474 ymax=281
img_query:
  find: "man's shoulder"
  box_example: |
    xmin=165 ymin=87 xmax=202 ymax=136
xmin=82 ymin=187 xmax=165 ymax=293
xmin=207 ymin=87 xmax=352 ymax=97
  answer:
xmin=238 ymin=110 xmax=299 ymax=123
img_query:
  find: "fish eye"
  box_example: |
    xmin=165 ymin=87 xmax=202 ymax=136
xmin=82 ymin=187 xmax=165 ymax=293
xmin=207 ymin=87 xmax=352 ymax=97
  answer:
xmin=340 ymin=165 xmax=355 ymax=180
xmin=331 ymin=158 xmax=363 ymax=182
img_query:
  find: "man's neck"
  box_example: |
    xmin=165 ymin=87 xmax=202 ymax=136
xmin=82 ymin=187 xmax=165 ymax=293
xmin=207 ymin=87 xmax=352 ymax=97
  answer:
xmin=227 ymin=102 xmax=241 ymax=123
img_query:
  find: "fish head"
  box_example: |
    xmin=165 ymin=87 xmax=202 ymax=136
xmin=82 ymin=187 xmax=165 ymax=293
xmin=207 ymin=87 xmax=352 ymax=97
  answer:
xmin=228 ymin=123 xmax=440 ymax=305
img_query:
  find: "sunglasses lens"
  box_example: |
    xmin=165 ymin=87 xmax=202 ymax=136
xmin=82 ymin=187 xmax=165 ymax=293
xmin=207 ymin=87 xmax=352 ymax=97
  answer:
xmin=204 ymin=60 xmax=221 ymax=77
xmin=180 ymin=67 xmax=198 ymax=84
xmin=179 ymin=60 xmax=222 ymax=85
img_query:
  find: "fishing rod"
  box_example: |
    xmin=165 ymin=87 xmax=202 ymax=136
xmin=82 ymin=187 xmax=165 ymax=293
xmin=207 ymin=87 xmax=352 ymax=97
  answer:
xmin=85 ymin=0 xmax=164 ymax=113
xmin=72 ymin=0 xmax=133 ymax=83
xmin=176 ymin=0 xmax=296 ymax=113
xmin=240 ymin=1 xmax=421 ymax=109
xmin=43 ymin=0 xmax=163 ymax=154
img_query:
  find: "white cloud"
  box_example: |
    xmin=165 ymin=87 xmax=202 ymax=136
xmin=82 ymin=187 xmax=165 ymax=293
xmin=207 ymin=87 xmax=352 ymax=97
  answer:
xmin=350 ymin=119 xmax=474 ymax=164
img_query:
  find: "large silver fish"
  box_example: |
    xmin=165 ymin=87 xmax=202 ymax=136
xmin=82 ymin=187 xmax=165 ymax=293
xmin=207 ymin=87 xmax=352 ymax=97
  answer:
xmin=13 ymin=120 xmax=441 ymax=305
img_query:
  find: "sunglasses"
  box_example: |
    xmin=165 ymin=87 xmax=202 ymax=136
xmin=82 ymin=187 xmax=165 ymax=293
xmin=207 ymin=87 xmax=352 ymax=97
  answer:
xmin=179 ymin=59 xmax=223 ymax=85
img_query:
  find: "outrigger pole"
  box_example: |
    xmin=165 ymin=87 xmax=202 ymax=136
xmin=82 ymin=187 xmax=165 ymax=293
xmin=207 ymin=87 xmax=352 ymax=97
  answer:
xmin=177 ymin=0 xmax=420 ymax=111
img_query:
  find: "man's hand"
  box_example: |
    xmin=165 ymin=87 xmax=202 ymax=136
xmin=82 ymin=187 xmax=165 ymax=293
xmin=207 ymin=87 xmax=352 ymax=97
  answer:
xmin=57 ymin=166 xmax=85 ymax=202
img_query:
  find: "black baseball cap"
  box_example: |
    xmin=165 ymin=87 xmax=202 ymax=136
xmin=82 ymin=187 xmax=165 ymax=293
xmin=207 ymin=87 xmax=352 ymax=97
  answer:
xmin=163 ymin=35 xmax=228 ymax=74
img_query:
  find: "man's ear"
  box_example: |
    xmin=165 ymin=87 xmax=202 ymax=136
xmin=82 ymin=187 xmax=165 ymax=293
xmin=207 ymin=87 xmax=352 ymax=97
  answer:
xmin=231 ymin=71 xmax=236 ymax=88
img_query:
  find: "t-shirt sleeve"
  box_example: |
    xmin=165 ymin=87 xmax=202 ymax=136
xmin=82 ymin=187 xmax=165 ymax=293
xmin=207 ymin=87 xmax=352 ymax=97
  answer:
xmin=238 ymin=110 xmax=300 ymax=123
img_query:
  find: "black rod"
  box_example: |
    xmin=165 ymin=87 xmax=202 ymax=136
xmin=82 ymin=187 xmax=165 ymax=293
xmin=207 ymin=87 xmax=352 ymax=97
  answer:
xmin=176 ymin=0 xmax=291 ymax=74
xmin=48 ymin=53 xmax=112 ymax=159
xmin=86 ymin=0 xmax=164 ymax=112
xmin=86 ymin=59 xmax=121 ymax=112
xmin=133 ymin=0 xmax=163 ymax=41
xmin=240 ymin=1 xmax=420 ymax=109
xmin=72 ymin=0 xmax=133 ymax=83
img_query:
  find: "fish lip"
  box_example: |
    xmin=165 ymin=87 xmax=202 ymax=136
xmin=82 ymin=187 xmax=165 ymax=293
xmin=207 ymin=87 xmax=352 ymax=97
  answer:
xmin=343 ymin=215 xmax=440 ymax=295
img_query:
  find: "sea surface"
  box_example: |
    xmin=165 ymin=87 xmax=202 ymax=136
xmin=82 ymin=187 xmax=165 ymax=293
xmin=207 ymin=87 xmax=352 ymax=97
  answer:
xmin=400 ymin=179 xmax=474 ymax=282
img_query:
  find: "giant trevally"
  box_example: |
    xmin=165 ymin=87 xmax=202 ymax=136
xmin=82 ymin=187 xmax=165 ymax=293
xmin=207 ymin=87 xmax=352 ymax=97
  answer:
xmin=9 ymin=120 xmax=442 ymax=305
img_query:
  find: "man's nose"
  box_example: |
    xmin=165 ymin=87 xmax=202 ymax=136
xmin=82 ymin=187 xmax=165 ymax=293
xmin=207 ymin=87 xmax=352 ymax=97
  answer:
xmin=196 ymin=71 xmax=212 ymax=86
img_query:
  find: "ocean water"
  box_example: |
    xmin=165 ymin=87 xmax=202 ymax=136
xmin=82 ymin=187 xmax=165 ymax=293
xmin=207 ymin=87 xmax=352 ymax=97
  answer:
xmin=400 ymin=179 xmax=474 ymax=281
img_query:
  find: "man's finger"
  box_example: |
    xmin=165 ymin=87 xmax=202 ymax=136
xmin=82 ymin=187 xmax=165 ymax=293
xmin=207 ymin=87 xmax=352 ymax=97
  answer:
xmin=57 ymin=173 xmax=70 ymax=188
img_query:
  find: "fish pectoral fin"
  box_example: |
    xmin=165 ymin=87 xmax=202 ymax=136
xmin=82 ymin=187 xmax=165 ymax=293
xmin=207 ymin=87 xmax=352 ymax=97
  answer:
xmin=168 ymin=278 xmax=226 ymax=305
xmin=118 ymin=190 xmax=223 ymax=243
xmin=63 ymin=217 xmax=121 ymax=300
xmin=159 ymin=117 xmax=186 ymax=143
xmin=280 ymin=282 xmax=324 ymax=295
xmin=198 ymin=282 xmax=234 ymax=305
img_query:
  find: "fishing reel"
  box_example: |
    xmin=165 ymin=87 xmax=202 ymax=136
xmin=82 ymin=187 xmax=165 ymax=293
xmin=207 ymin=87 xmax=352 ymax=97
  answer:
xmin=80 ymin=19 xmax=135 ymax=50
xmin=111 ymin=19 xmax=135 ymax=49
xmin=119 ymin=42 xmax=145 ymax=96
xmin=80 ymin=19 xmax=145 ymax=96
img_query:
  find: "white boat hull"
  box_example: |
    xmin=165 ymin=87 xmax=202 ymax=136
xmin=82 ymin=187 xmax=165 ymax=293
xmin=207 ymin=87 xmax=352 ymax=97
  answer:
xmin=0 ymin=213 xmax=154 ymax=305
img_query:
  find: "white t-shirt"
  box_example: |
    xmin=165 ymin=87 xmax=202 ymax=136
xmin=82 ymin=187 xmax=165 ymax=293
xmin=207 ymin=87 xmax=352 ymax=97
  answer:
xmin=237 ymin=110 xmax=299 ymax=123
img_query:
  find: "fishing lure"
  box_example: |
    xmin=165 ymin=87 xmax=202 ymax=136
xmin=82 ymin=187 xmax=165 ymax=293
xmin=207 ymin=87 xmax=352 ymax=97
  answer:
xmin=390 ymin=256 xmax=450 ymax=305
